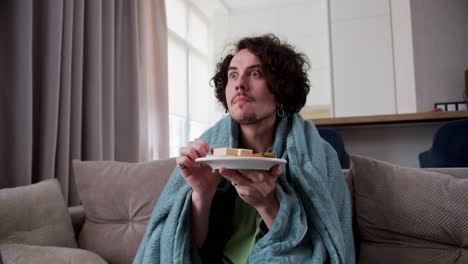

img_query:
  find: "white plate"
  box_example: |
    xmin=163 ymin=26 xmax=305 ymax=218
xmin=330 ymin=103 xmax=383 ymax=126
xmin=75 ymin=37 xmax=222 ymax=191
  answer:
xmin=195 ymin=156 xmax=287 ymax=170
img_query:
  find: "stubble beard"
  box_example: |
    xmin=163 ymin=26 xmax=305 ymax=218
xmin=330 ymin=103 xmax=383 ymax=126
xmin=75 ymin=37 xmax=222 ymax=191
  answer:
xmin=232 ymin=108 xmax=276 ymax=125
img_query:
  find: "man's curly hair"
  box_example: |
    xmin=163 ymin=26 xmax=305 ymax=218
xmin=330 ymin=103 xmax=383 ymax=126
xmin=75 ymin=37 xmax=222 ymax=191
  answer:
xmin=211 ymin=34 xmax=310 ymax=113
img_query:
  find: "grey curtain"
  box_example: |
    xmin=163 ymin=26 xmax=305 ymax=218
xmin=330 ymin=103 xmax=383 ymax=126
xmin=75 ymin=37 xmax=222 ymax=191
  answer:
xmin=0 ymin=0 xmax=169 ymax=205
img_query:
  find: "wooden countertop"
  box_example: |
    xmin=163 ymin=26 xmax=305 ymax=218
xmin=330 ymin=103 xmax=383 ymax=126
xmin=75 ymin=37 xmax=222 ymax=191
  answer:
xmin=311 ymin=111 xmax=468 ymax=127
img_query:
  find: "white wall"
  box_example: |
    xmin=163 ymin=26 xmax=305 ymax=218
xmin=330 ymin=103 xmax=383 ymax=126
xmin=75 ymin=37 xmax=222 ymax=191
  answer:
xmin=337 ymin=123 xmax=439 ymax=167
xmin=411 ymin=0 xmax=468 ymax=112
xmin=211 ymin=0 xmax=332 ymax=110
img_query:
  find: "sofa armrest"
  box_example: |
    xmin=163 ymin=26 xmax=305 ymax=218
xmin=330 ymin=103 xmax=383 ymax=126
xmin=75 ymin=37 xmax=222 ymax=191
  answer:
xmin=68 ymin=205 xmax=85 ymax=238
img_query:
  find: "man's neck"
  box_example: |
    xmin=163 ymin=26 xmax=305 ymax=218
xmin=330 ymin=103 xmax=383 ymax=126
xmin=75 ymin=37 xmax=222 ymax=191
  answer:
xmin=238 ymin=115 xmax=277 ymax=153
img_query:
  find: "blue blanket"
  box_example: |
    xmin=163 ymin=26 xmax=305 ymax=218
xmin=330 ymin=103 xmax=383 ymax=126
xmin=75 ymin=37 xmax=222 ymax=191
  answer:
xmin=134 ymin=113 xmax=355 ymax=263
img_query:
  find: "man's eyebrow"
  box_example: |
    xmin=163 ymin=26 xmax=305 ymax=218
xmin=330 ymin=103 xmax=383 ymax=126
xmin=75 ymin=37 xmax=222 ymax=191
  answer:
xmin=247 ymin=64 xmax=261 ymax=70
xmin=227 ymin=64 xmax=262 ymax=71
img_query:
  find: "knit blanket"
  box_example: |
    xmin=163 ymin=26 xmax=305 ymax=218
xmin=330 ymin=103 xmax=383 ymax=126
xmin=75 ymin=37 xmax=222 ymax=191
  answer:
xmin=134 ymin=113 xmax=355 ymax=263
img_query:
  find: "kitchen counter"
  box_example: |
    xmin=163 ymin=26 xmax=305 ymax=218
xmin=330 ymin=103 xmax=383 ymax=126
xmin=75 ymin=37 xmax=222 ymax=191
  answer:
xmin=311 ymin=111 xmax=468 ymax=127
xmin=308 ymin=111 xmax=468 ymax=167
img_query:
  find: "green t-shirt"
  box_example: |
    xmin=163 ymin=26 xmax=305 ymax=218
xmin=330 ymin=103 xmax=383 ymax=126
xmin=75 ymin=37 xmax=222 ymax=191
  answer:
xmin=223 ymin=196 xmax=262 ymax=264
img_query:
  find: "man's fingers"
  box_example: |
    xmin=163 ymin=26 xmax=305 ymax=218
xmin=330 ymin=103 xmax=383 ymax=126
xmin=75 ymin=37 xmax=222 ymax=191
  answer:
xmin=269 ymin=165 xmax=282 ymax=177
xmin=219 ymin=168 xmax=253 ymax=186
xmin=179 ymin=147 xmax=198 ymax=160
xmin=237 ymin=169 xmax=263 ymax=183
xmin=176 ymin=156 xmax=195 ymax=170
xmin=237 ymin=166 xmax=282 ymax=183
xmin=193 ymin=139 xmax=210 ymax=153
xmin=189 ymin=139 xmax=210 ymax=156
xmin=180 ymin=139 xmax=210 ymax=160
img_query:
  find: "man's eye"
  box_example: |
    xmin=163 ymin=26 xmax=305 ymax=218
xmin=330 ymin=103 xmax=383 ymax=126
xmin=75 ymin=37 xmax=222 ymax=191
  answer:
xmin=229 ymin=72 xmax=238 ymax=79
xmin=250 ymin=70 xmax=260 ymax=77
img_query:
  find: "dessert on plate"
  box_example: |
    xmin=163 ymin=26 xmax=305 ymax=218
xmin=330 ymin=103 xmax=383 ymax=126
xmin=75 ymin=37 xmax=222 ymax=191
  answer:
xmin=212 ymin=147 xmax=276 ymax=158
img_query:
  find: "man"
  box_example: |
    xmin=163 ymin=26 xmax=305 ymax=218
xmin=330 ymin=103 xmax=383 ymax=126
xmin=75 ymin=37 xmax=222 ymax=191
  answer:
xmin=134 ymin=34 xmax=355 ymax=264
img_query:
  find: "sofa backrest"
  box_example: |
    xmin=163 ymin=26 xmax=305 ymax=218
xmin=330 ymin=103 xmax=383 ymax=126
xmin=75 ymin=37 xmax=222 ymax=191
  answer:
xmin=0 ymin=179 xmax=77 ymax=248
xmin=73 ymin=158 xmax=176 ymax=264
xmin=347 ymin=155 xmax=468 ymax=264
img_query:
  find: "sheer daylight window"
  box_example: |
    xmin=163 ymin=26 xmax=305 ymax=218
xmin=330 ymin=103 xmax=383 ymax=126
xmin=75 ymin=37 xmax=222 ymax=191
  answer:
xmin=166 ymin=0 xmax=218 ymax=157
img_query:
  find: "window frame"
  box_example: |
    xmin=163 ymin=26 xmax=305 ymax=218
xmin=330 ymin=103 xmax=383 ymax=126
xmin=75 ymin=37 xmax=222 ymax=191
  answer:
xmin=166 ymin=0 xmax=212 ymax=157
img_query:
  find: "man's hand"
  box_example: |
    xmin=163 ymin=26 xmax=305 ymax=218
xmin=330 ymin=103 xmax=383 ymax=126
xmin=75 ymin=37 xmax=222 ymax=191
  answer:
xmin=176 ymin=139 xmax=222 ymax=199
xmin=219 ymin=164 xmax=282 ymax=228
xmin=176 ymin=139 xmax=222 ymax=248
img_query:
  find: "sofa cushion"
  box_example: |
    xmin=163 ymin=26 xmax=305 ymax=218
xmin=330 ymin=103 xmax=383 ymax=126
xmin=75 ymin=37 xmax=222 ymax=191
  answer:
xmin=0 ymin=243 xmax=107 ymax=264
xmin=0 ymin=179 xmax=77 ymax=248
xmin=349 ymin=155 xmax=468 ymax=264
xmin=73 ymin=159 xmax=175 ymax=264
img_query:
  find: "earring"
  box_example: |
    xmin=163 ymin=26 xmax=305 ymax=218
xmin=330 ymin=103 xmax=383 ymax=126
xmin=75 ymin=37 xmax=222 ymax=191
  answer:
xmin=276 ymin=103 xmax=285 ymax=117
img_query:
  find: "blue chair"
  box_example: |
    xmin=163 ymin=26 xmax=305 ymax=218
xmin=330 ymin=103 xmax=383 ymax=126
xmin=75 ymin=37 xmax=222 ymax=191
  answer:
xmin=419 ymin=119 xmax=468 ymax=168
xmin=317 ymin=127 xmax=350 ymax=169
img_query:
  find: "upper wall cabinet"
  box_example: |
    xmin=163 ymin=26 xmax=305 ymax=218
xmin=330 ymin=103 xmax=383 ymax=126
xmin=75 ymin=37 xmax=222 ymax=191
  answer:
xmin=330 ymin=0 xmax=420 ymax=117
xmin=331 ymin=0 xmax=390 ymax=20
xmin=210 ymin=0 xmax=467 ymax=119
xmin=330 ymin=0 xmax=397 ymax=117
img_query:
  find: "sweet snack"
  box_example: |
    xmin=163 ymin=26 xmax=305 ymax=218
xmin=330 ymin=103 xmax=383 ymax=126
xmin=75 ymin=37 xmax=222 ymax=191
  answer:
xmin=212 ymin=148 xmax=239 ymax=156
xmin=212 ymin=148 xmax=253 ymax=156
xmin=237 ymin=149 xmax=254 ymax=156
xmin=251 ymin=152 xmax=276 ymax=158
xmin=212 ymin=148 xmax=275 ymax=158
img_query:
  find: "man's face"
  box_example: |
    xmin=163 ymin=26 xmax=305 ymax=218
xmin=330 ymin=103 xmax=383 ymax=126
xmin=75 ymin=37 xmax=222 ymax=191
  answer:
xmin=225 ymin=49 xmax=277 ymax=124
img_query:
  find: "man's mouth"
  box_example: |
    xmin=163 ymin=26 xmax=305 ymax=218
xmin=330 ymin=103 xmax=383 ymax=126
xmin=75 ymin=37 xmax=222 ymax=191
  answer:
xmin=233 ymin=94 xmax=253 ymax=104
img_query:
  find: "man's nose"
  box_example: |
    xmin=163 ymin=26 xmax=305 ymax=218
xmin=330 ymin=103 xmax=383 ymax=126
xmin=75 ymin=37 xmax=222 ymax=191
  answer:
xmin=235 ymin=75 xmax=248 ymax=91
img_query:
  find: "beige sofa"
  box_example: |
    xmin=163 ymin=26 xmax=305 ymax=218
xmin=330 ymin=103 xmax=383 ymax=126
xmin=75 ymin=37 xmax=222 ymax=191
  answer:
xmin=1 ymin=155 xmax=467 ymax=264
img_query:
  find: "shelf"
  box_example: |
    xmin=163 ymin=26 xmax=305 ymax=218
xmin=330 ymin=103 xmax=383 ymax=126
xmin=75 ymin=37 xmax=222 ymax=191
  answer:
xmin=311 ymin=111 xmax=468 ymax=127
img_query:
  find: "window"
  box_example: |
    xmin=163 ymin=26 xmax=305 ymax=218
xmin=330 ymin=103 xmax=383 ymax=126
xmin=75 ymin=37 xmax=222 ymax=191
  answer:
xmin=166 ymin=0 xmax=223 ymax=157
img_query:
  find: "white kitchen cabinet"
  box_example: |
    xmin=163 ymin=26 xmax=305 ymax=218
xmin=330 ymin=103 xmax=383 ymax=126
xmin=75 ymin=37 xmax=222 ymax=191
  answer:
xmin=330 ymin=0 xmax=398 ymax=117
